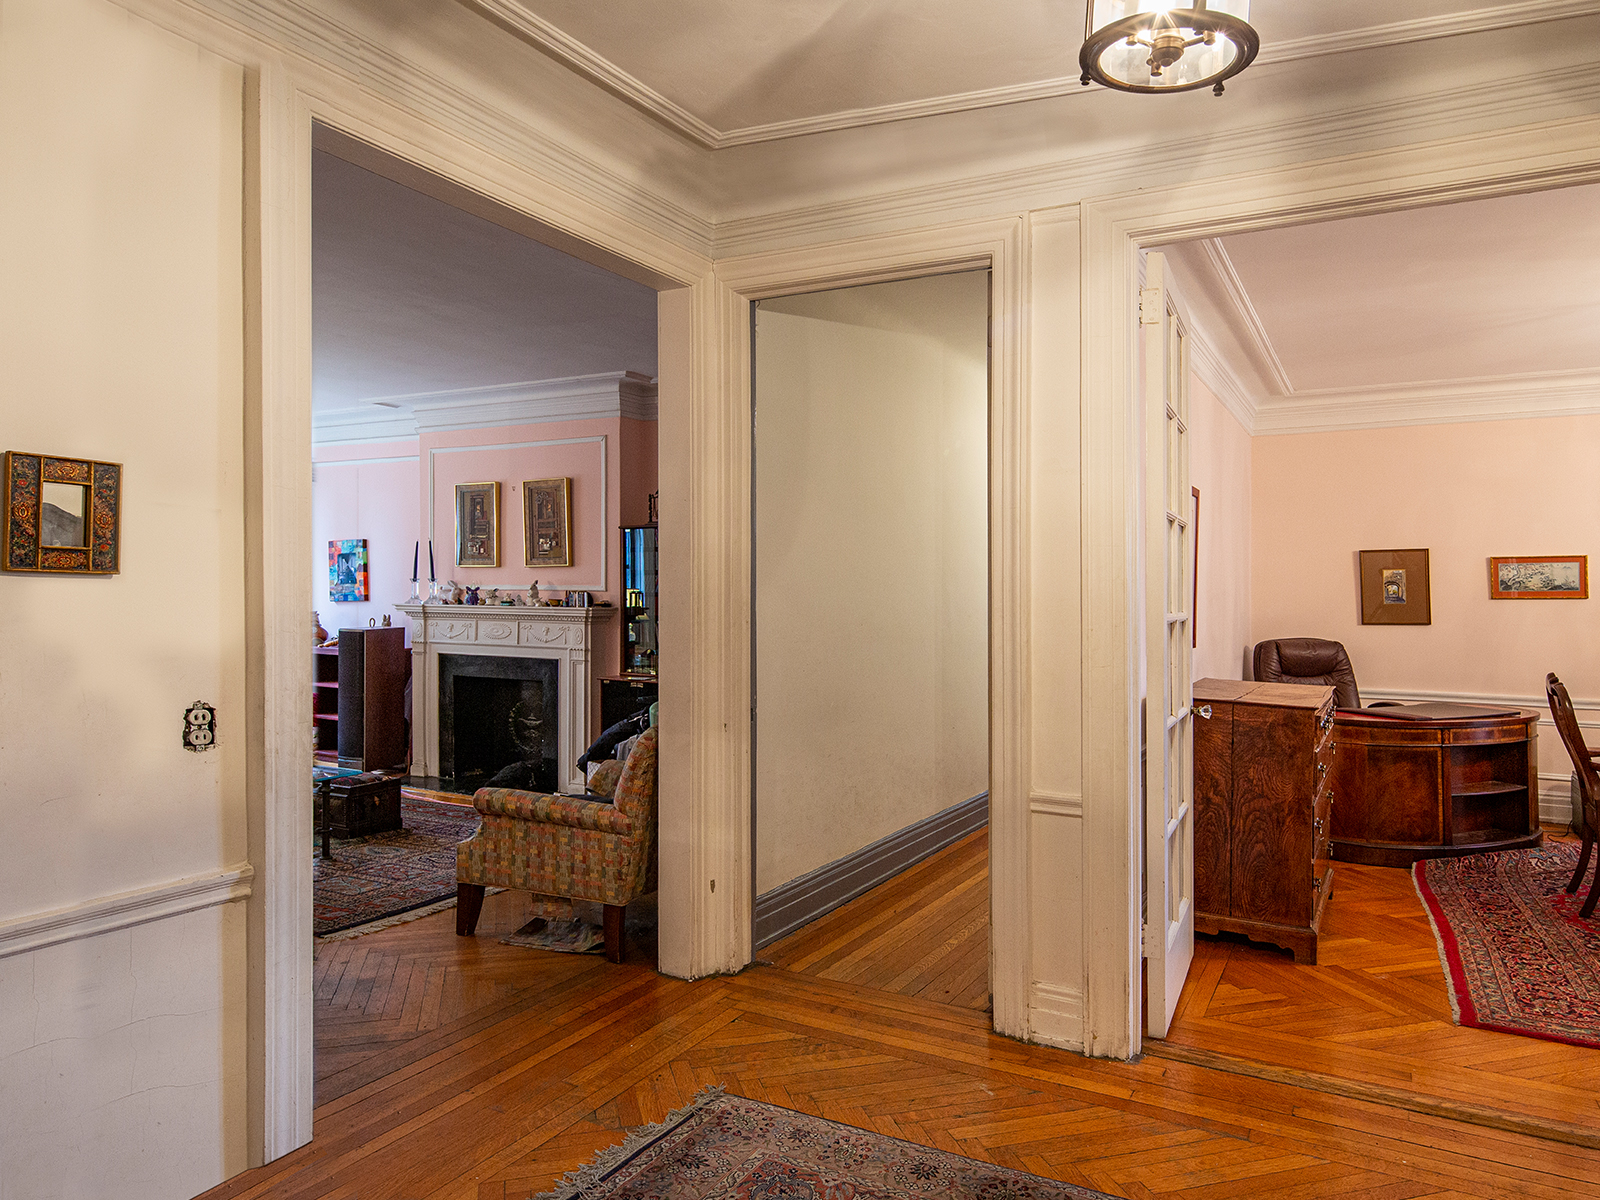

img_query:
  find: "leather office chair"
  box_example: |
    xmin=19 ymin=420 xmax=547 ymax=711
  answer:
xmin=1253 ymin=638 xmax=1363 ymax=709
xmin=1547 ymin=673 xmax=1599 ymax=918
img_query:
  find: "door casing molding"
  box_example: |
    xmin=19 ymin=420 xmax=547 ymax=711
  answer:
xmin=1078 ymin=112 xmax=1600 ymax=1061
xmin=715 ymin=220 xmax=1033 ymax=1037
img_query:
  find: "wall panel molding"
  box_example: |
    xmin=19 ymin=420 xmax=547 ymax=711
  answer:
xmin=0 ymin=864 xmax=254 ymax=961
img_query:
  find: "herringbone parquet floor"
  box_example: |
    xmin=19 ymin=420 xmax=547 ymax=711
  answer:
xmin=198 ymin=833 xmax=1600 ymax=1200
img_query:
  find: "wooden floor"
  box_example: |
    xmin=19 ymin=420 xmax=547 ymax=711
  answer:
xmin=763 ymin=828 xmax=991 ymax=1010
xmin=199 ymin=834 xmax=1600 ymax=1200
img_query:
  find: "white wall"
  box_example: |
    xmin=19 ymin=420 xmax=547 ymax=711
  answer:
xmin=0 ymin=0 xmax=249 ymax=1194
xmin=311 ymin=445 xmax=421 ymax=640
xmin=753 ymin=272 xmax=989 ymax=894
xmin=1189 ymin=375 xmax=1253 ymax=681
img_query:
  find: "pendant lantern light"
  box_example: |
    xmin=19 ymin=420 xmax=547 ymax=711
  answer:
xmin=1080 ymin=1 xmax=1260 ymax=96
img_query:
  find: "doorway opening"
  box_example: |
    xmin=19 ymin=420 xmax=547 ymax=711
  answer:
xmin=305 ymin=124 xmax=667 ymax=1096
xmin=749 ymin=270 xmax=993 ymax=1013
xmin=1135 ymin=179 xmax=1600 ymax=1131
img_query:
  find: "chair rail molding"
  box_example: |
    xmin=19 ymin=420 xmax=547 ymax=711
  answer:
xmin=1079 ymin=110 xmax=1600 ymax=1062
xmin=0 ymin=864 xmax=254 ymax=961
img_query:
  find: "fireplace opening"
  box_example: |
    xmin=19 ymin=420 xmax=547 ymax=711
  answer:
xmin=439 ymin=653 xmax=559 ymax=793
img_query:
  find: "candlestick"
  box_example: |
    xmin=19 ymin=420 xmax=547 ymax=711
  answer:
xmin=412 ymin=540 xmax=419 ymax=581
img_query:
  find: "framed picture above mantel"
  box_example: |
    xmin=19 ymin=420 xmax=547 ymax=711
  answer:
xmin=455 ymin=481 xmax=500 ymax=568
xmin=522 ymin=477 xmax=572 ymax=568
xmin=1489 ymin=555 xmax=1588 ymax=599
xmin=1358 ymin=547 xmax=1431 ymax=626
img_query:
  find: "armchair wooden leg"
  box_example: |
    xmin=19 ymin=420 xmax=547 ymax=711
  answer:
xmin=456 ymin=883 xmax=486 ymax=936
xmin=603 ymin=904 xmax=625 ymax=963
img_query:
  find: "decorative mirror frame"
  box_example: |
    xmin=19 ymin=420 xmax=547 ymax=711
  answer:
xmin=3 ymin=451 xmax=122 ymax=574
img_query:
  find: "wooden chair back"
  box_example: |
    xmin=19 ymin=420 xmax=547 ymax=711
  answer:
xmin=1547 ymin=673 xmax=1598 ymax=836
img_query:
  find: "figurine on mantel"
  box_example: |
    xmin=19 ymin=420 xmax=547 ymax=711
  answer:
xmin=464 ymin=585 xmax=481 ymax=605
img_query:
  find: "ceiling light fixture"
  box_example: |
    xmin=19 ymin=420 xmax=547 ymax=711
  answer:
xmin=1080 ymin=1 xmax=1259 ymax=96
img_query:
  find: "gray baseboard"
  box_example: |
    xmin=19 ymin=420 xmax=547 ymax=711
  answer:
xmin=753 ymin=792 xmax=989 ymax=950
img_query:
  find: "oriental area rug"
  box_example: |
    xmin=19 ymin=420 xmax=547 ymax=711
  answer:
xmin=538 ymin=1088 xmax=1117 ymax=1200
xmin=1413 ymin=841 xmax=1600 ymax=1049
xmin=313 ymin=795 xmax=479 ymax=938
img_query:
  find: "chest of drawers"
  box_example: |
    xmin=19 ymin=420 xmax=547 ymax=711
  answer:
xmin=1192 ymin=678 xmax=1336 ymax=964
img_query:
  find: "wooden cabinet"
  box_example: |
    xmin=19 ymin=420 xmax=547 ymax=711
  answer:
xmin=1193 ymin=678 xmax=1336 ymax=964
xmin=1330 ymin=708 xmax=1540 ymax=866
xmin=334 ymin=626 xmax=409 ymax=772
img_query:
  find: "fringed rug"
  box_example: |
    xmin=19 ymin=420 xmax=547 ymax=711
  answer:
xmin=1414 ymin=841 xmax=1600 ymax=1048
xmin=314 ymin=796 xmax=479 ymax=938
xmin=539 ymin=1088 xmax=1116 ymax=1200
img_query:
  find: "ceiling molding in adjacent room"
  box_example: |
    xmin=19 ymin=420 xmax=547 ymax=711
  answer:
xmin=1197 ymin=239 xmax=1295 ymax=397
xmin=1186 ymin=324 xmax=1261 ymax=435
xmin=460 ymin=0 xmax=1600 ymax=149
xmin=1252 ymin=369 xmax=1600 ymax=436
xmin=313 ymin=371 xmax=658 ymax=446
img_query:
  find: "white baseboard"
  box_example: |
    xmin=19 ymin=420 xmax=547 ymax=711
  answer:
xmin=1027 ymin=981 xmax=1086 ymax=1051
xmin=0 ymin=863 xmax=254 ymax=960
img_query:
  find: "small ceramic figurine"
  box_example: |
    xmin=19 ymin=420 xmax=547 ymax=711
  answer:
xmin=450 ymin=581 xmax=464 ymax=604
xmin=464 ymin=585 xmax=481 ymax=606
xmin=313 ymin=611 xmax=327 ymax=644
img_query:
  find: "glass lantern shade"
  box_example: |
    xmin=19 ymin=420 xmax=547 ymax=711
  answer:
xmin=1081 ymin=0 xmax=1259 ymax=95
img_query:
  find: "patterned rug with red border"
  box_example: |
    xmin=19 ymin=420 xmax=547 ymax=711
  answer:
xmin=1413 ymin=841 xmax=1600 ymax=1049
xmin=538 ymin=1088 xmax=1117 ymax=1200
xmin=313 ymin=794 xmax=478 ymax=937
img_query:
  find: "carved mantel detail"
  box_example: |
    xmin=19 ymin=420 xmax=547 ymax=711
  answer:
xmin=395 ymin=604 xmax=616 ymax=793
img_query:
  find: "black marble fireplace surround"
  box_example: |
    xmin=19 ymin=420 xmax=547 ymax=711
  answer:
xmin=438 ymin=653 xmax=559 ymax=793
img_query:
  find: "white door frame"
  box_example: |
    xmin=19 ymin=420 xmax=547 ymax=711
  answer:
xmin=716 ymin=220 xmax=1033 ymax=1036
xmin=1078 ymin=116 xmax=1600 ymax=1059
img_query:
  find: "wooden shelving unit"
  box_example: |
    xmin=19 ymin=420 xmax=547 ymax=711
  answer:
xmin=313 ymin=646 xmax=339 ymax=757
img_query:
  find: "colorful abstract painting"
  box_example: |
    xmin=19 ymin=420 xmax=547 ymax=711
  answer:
xmin=329 ymin=538 xmax=368 ymax=602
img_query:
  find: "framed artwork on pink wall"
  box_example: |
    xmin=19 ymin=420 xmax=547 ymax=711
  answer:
xmin=455 ymin=481 xmax=500 ymax=567
xmin=1488 ymin=555 xmax=1588 ymax=599
xmin=1359 ymin=548 xmax=1431 ymax=625
xmin=329 ymin=538 xmax=368 ymax=602
xmin=522 ymin=477 xmax=572 ymax=568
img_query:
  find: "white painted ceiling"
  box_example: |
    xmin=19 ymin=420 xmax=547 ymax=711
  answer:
xmin=312 ymin=149 xmax=657 ymax=415
xmin=1157 ymin=181 xmax=1600 ymax=429
xmin=463 ymin=0 xmax=1584 ymax=145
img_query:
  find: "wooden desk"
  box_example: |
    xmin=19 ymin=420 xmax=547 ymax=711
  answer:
xmin=1330 ymin=707 xmax=1541 ymax=867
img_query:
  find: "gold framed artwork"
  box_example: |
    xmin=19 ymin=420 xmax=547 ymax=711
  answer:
xmin=455 ymin=481 xmax=500 ymax=567
xmin=1359 ymin=548 xmax=1431 ymax=625
xmin=1488 ymin=555 xmax=1588 ymax=600
xmin=3 ymin=451 xmax=122 ymax=574
xmin=522 ymin=477 xmax=572 ymax=568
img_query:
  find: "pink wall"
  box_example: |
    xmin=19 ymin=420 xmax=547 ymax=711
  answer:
xmin=1189 ymin=376 xmax=1253 ymax=681
xmin=311 ymin=441 xmax=421 ymax=641
xmin=1251 ymin=413 xmax=1600 ymax=704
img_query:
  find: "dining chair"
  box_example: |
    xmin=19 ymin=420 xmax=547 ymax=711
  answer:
xmin=1546 ymin=672 xmax=1600 ymax=918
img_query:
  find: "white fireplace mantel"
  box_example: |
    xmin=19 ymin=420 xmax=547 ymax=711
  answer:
xmin=395 ymin=603 xmax=616 ymax=792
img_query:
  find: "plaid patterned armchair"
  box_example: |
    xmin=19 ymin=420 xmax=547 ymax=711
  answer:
xmin=456 ymin=725 xmax=658 ymax=963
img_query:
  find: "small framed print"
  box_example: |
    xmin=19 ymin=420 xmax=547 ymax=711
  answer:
xmin=328 ymin=538 xmax=368 ymax=602
xmin=455 ymin=481 xmax=500 ymax=567
xmin=1359 ymin=548 xmax=1431 ymax=625
xmin=522 ymin=477 xmax=572 ymax=568
xmin=1489 ymin=555 xmax=1588 ymax=600
xmin=3 ymin=451 xmax=122 ymax=574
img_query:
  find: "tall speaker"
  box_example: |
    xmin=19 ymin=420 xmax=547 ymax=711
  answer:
xmin=337 ymin=626 xmax=408 ymax=771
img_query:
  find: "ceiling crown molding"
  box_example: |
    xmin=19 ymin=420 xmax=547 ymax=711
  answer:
xmin=458 ymin=0 xmax=1600 ymax=149
xmin=313 ymin=371 xmax=657 ymax=445
xmin=1252 ymin=369 xmax=1600 ymax=435
xmin=1198 ymin=239 xmax=1295 ymax=396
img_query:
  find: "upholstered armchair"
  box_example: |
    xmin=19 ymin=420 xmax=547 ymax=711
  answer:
xmin=456 ymin=725 xmax=658 ymax=963
xmin=1253 ymin=638 xmax=1363 ymax=709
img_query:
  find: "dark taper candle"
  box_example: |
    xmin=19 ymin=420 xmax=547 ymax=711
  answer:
xmin=412 ymin=541 xmax=419 ymax=580
xmin=428 ymin=540 xmax=435 ymax=580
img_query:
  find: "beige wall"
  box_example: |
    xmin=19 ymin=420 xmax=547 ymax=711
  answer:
xmin=1252 ymin=413 xmax=1600 ymax=808
xmin=0 ymin=0 xmax=249 ymax=1194
xmin=753 ymin=272 xmax=989 ymax=894
xmin=1189 ymin=377 xmax=1253 ymax=681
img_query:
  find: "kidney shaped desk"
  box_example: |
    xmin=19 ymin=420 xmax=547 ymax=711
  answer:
xmin=1329 ymin=702 xmax=1542 ymax=867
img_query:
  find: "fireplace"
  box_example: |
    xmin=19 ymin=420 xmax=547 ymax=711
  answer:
xmin=439 ymin=654 xmax=559 ymax=792
xmin=395 ymin=604 xmax=615 ymax=794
